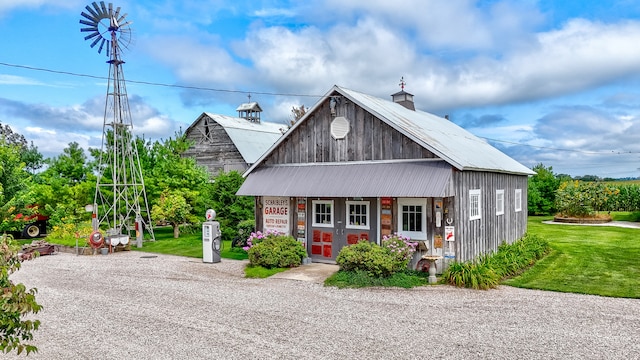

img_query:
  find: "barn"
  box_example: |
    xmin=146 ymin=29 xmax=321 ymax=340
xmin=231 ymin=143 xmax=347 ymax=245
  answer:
xmin=182 ymin=101 xmax=283 ymax=175
xmin=237 ymin=85 xmax=535 ymax=269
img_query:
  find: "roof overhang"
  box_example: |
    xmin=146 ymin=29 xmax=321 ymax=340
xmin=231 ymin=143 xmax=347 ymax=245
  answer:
xmin=237 ymin=160 xmax=454 ymax=198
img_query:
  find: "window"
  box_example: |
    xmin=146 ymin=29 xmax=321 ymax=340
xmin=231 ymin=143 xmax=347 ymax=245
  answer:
xmin=496 ymin=189 xmax=505 ymax=216
xmin=397 ymin=198 xmax=427 ymax=240
xmin=346 ymin=201 xmax=369 ymax=229
xmin=312 ymin=200 xmax=334 ymax=227
xmin=515 ymin=189 xmax=522 ymax=212
xmin=469 ymin=189 xmax=481 ymax=221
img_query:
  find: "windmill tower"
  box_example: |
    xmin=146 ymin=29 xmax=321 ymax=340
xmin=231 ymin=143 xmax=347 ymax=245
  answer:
xmin=80 ymin=2 xmax=155 ymax=246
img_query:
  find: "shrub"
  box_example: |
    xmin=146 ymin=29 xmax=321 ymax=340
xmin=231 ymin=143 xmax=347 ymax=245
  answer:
xmin=336 ymin=234 xmax=416 ymax=278
xmin=442 ymin=233 xmax=550 ymax=290
xmin=232 ymin=219 xmax=255 ymax=248
xmin=442 ymin=256 xmax=499 ymax=290
xmin=45 ymin=221 xmax=93 ymax=247
xmin=381 ymin=233 xmax=418 ymax=273
xmin=247 ymin=233 xmax=306 ymax=269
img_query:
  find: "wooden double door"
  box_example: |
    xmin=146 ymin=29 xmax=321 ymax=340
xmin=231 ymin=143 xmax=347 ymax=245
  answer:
xmin=308 ymin=197 xmax=378 ymax=263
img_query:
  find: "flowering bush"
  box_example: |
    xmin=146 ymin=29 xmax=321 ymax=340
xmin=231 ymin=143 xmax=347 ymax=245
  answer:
xmin=382 ymin=233 xmax=418 ymax=269
xmin=246 ymin=232 xmax=306 ymax=269
xmin=242 ymin=229 xmax=282 ymax=251
xmin=336 ymin=233 xmax=417 ymax=278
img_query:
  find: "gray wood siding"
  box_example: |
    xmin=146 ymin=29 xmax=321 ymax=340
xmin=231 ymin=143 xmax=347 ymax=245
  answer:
xmin=183 ymin=116 xmax=247 ymax=175
xmin=264 ymin=96 xmax=437 ymax=165
xmin=452 ymin=170 xmax=528 ymax=262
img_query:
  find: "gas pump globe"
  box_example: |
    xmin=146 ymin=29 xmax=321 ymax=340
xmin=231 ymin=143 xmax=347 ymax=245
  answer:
xmin=202 ymin=209 xmax=221 ymax=263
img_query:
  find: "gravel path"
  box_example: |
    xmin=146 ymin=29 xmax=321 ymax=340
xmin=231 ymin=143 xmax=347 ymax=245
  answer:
xmin=7 ymin=251 xmax=640 ymax=359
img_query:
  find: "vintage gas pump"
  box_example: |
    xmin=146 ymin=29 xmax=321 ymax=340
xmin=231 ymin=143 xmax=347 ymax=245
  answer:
xmin=202 ymin=209 xmax=221 ymax=263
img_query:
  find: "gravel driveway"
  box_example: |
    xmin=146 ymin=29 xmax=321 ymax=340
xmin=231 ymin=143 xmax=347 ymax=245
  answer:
xmin=7 ymin=251 xmax=640 ymax=359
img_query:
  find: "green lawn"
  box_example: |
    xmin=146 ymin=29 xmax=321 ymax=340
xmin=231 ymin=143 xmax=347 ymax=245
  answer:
xmin=505 ymin=216 xmax=640 ymax=298
xmin=131 ymin=226 xmax=249 ymax=260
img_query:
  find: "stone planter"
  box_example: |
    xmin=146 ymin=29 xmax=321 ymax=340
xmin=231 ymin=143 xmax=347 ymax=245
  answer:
xmin=553 ymin=216 xmax=612 ymax=224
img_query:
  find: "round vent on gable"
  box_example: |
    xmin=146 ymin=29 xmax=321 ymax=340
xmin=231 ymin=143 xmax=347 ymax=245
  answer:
xmin=331 ymin=116 xmax=350 ymax=139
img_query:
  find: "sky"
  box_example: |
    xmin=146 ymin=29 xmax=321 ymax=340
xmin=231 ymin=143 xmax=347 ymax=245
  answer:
xmin=2 ymin=0 xmax=640 ymax=178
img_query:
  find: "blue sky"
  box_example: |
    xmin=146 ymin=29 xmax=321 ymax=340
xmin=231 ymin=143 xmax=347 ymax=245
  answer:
xmin=2 ymin=0 xmax=640 ymax=178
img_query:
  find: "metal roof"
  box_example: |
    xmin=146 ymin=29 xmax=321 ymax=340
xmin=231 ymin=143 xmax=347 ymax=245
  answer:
xmin=235 ymin=102 xmax=262 ymax=112
xmin=336 ymin=86 xmax=535 ymax=175
xmin=201 ymin=113 xmax=283 ymax=164
xmin=237 ymin=160 xmax=454 ymax=197
xmin=244 ymin=85 xmax=534 ymax=177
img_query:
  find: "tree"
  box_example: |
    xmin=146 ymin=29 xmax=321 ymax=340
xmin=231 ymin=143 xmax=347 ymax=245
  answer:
xmin=0 ymin=123 xmax=43 ymax=174
xmin=33 ymin=142 xmax=95 ymax=228
xmin=290 ymin=105 xmax=306 ymax=125
xmin=210 ymin=171 xmax=254 ymax=241
xmin=0 ymin=141 xmax=35 ymax=234
xmin=151 ymin=190 xmax=192 ymax=238
xmin=528 ymin=163 xmax=561 ymax=215
xmin=0 ymin=235 xmax=42 ymax=355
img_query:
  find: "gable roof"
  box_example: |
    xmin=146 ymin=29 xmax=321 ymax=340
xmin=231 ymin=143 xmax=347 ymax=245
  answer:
xmin=245 ymin=85 xmax=534 ymax=176
xmin=235 ymin=102 xmax=263 ymax=112
xmin=186 ymin=112 xmax=283 ymax=164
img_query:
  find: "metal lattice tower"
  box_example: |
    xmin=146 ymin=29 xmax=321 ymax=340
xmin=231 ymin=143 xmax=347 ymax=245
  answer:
xmin=80 ymin=2 xmax=154 ymax=244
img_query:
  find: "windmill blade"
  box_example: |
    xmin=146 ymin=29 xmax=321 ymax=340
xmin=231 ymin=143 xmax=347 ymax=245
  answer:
xmin=90 ymin=35 xmax=102 ymax=48
xmin=117 ymin=13 xmax=128 ymax=24
xmin=100 ymin=2 xmax=108 ymax=17
xmin=81 ymin=26 xmax=99 ymax=32
xmin=81 ymin=11 xmax=98 ymax=23
xmin=118 ymin=21 xmax=132 ymax=28
xmin=91 ymin=2 xmax=103 ymax=17
xmin=80 ymin=19 xmax=98 ymax=27
xmin=98 ymin=38 xmax=106 ymax=54
xmin=85 ymin=4 xmax=100 ymax=20
xmin=84 ymin=32 xmax=100 ymax=40
xmin=114 ymin=6 xmax=121 ymax=20
xmin=84 ymin=30 xmax=101 ymax=40
xmin=108 ymin=3 xmax=114 ymax=18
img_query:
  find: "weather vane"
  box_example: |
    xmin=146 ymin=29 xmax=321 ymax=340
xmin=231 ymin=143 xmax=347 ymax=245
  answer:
xmin=399 ymin=76 xmax=406 ymax=91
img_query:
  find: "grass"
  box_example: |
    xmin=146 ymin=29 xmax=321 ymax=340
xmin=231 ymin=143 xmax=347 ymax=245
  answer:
xmin=130 ymin=226 xmax=249 ymax=260
xmin=325 ymin=270 xmax=428 ymax=288
xmin=244 ymin=265 xmax=289 ymax=278
xmin=610 ymin=211 xmax=640 ymax=222
xmin=505 ymin=215 xmax=640 ymax=298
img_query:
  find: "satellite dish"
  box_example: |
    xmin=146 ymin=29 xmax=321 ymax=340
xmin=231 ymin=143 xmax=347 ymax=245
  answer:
xmin=79 ymin=1 xmax=132 ymax=56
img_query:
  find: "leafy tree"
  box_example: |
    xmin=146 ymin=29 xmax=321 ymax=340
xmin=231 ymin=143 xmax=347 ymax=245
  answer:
xmin=151 ymin=190 xmax=193 ymax=238
xmin=528 ymin=163 xmax=561 ymax=215
xmin=210 ymin=171 xmax=254 ymax=241
xmin=290 ymin=105 xmax=306 ymax=125
xmin=144 ymin=134 xmax=213 ymax=218
xmin=33 ymin=143 xmax=95 ymax=227
xmin=0 ymin=142 xmax=35 ymax=234
xmin=1 ymin=234 xmax=42 ymax=355
xmin=0 ymin=123 xmax=43 ymax=174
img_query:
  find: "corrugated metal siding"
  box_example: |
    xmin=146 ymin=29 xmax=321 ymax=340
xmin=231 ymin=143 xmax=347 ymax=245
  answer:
xmin=237 ymin=160 xmax=454 ymax=197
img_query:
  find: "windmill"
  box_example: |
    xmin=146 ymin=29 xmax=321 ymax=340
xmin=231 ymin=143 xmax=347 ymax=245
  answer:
xmin=80 ymin=2 xmax=155 ymax=247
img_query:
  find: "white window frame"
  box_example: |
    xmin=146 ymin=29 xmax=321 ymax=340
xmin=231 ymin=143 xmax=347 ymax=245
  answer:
xmin=312 ymin=200 xmax=334 ymax=227
xmin=496 ymin=189 xmax=505 ymax=216
xmin=469 ymin=189 xmax=481 ymax=221
xmin=515 ymin=189 xmax=522 ymax=212
xmin=397 ymin=198 xmax=427 ymax=240
xmin=346 ymin=200 xmax=370 ymax=230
